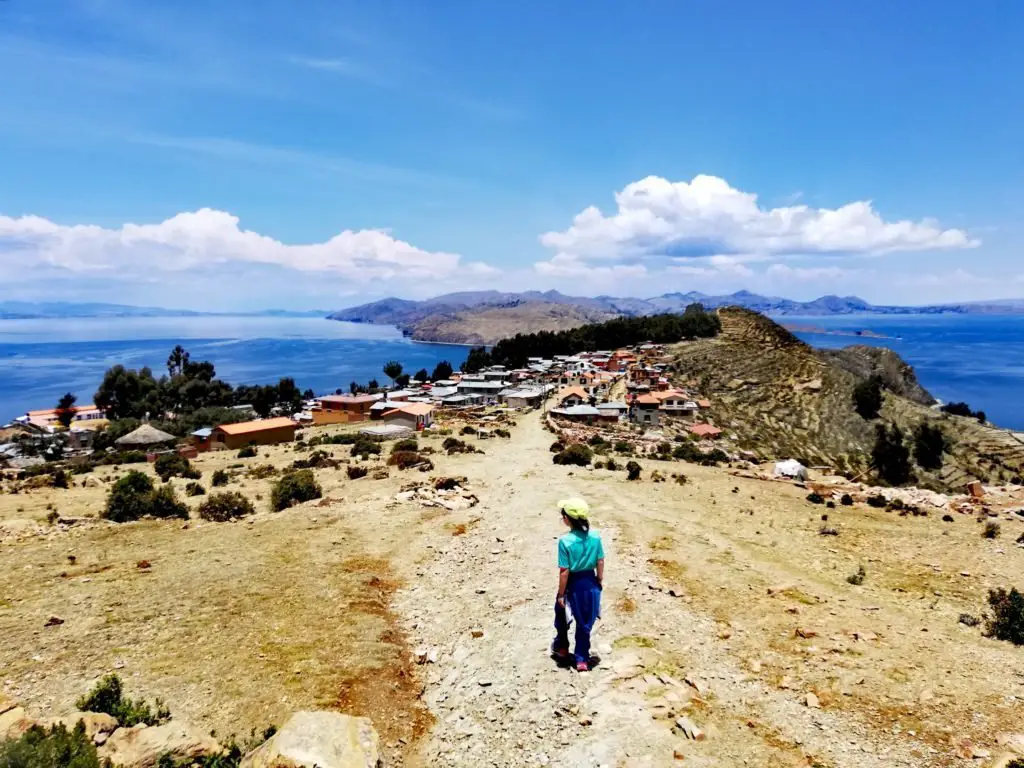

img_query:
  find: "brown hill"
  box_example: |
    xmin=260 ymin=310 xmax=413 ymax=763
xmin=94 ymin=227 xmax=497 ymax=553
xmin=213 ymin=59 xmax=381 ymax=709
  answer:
xmin=408 ymin=302 xmax=616 ymax=345
xmin=672 ymin=307 xmax=1024 ymax=489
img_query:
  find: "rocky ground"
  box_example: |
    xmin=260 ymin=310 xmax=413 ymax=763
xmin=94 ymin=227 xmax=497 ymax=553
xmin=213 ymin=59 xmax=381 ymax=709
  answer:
xmin=3 ymin=412 xmax=1024 ymax=767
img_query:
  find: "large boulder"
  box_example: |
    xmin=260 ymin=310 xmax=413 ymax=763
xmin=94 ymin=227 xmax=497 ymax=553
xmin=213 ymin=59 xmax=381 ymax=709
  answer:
xmin=240 ymin=711 xmax=380 ymax=768
xmin=0 ymin=706 xmax=30 ymax=739
xmin=99 ymin=722 xmax=222 ymax=768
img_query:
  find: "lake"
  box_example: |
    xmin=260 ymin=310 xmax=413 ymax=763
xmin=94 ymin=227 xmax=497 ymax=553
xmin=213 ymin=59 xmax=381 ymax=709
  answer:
xmin=2 ymin=313 xmax=1023 ymax=430
xmin=785 ymin=314 xmax=1024 ymax=430
xmin=0 ymin=316 xmax=469 ymax=422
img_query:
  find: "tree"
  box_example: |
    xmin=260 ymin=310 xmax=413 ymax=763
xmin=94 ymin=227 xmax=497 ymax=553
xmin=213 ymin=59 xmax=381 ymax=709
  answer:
xmin=413 ymin=368 xmax=429 ymax=382
xmin=368 ymin=378 xmax=380 ymax=391
xmin=462 ymin=346 xmax=492 ymax=373
xmin=383 ymin=361 xmax=403 ymax=387
xmin=913 ymin=422 xmax=948 ymax=470
xmin=852 ymin=376 xmax=883 ymax=420
xmin=302 ymin=388 xmax=315 ymax=400
xmin=872 ymin=423 xmax=912 ymax=486
xmin=55 ymin=392 xmax=77 ymax=429
xmin=94 ymin=365 xmax=161 ymax=420
xmin=349 ymin=381 xmax=360 ymax=395
xmin=276 ymin=377 xmax=302 ymax=414
xmin=250 ymin=385 xmax=278 ymax=418
xmin=395 ymin=373 xmax=411 ymax=388
xmin=431 ymin=360 xmax=454 ymax=381
xmin=166 ymin=345 xmax=190 ymax=377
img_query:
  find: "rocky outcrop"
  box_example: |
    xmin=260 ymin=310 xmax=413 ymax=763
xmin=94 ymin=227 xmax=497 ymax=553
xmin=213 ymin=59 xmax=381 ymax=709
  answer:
xmin=98 ymin=722 xmax=222 ymax=768
xmin=240 ymin=711 xmax=380 ymax=768
xmin=819 ymin=344 xmax=936 ymax=405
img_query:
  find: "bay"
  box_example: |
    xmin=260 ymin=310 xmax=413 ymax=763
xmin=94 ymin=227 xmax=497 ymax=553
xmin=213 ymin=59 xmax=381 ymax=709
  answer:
xmin=786 ymin=314 xmax=1024 ymax=430
xmin=0 ymin=316 xmax=469 ymax=422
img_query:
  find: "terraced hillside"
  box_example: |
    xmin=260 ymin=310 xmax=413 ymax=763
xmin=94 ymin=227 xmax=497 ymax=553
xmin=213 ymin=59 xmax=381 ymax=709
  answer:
xmin=672 ymin=307 xmax=1024 ymax=488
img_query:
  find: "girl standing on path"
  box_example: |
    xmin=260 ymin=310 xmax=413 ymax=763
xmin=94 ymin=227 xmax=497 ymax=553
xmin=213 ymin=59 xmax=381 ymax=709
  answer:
xmin=553 ymin=498 xmax=605 ymax=672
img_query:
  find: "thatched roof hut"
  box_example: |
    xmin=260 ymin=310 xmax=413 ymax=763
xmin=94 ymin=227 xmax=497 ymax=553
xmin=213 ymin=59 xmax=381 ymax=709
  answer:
xmin=114 ymin=424 xmax=176 ymax=447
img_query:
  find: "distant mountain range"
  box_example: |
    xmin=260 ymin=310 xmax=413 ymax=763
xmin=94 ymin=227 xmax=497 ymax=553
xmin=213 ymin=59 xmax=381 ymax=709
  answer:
xmin=326 ymin=290 xmax=1024 ymax=344
xmin=0 ymin=301 xmax=328 ymax=320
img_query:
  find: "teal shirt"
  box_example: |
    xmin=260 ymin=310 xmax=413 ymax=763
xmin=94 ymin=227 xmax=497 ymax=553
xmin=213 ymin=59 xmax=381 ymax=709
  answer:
xmin=558 ymin=529 xmax=605 ymax=572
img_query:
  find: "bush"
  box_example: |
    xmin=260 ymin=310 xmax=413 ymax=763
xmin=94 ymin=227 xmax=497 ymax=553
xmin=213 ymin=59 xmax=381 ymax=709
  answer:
xmin=76 ymin=674 xmax=170 ymax=728
xmin=96 ymin=451 xmax=147 ymax=466
xmin=493 ymin=428 xmax=511 ymax=439
xmin=154 ymin=454 xmax=200 ymax=482
xmin=840 ymin=494 xmax=854 ymax=506
xmin=247 ymin=464 xmax=279 ymax=479
xmin=588 ymin=434 xmax=608 ymax=447
xmin=913 ymin=422 xmax=948 ymax=471
xmin=959 ymin=613 xmax=980 ymax=627
xmin=270 ymin=469 xmax=322 ymax=511
xmin=986 ymin=587 xmax=1024 ymax=645
xmin=443 ymin=437 xmax=473 ymax=454
xmin=626 ymin=461 xmax=642 ymax=481
xmin=347 ymin=465 xmax=368 ymax=480
xmin=549 ymin=441 xmax=565 ymax=453
xmin=351 ymin=436 xmax=381 ymax=458
xmin=942 ymin=513 xmax=954 ymax=522
xmin=552 ymin=443 xmax=593 ymax=467
xmin=387 ymin=451 xmax=434 ymax=471
xmin=872 ymin=424 xmax=912 ymax=485
xmin=0 ymin=722 xmax=108 ymax=768
xmin=307 ymin=433 xmax=356 ymax=447
xmin=237 ymin=446 xmax=257 ymax=459
xmin=604 ymin=457 xmax=619 ymax=471
xmin=185 ymin=482 xmax=206 ymax=497
xmin=983 ymin=521 xmax=1001 ymax=539
xmin=460 ymin=425 xmax=477 ymax=436
xmin=866 ymin=493 xmax=887 ymax=508
xmin=614 ymin=441 xmax=632 ymax=454
xmin=852 ymin=376 xmax=883 ymax=420
xmin=846 ymin=565 xmax=866 ymax=585
xmin=211 ymin=469 xmax=229 ymax=487
xmin=291 ymin=451 xmax=337 ymax=470
xmin=198 ymin=491 xmax=255 ymax=522
xmin=102 ymin=471 xmax=188 ymax=523
xmin=391 ymin=439 xmax=419 ymax=453
xmin=806 ymin=492 xmax=824 ymax=505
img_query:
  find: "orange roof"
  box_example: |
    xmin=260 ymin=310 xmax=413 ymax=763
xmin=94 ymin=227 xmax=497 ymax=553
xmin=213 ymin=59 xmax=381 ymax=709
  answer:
xmin=635 ymin=394 xmax=660 ymax=405
xmin=697 ymin=399 xmax=712 ymax=408
xmin=559 ymin=386 xmax=589 ymax=401
xmin=385 ymin=402 xmax=435 ymax=417
xmin=27 ymin=404 xmax=100 ymax=417
xmin=318 ymin=394 xmax=379 ymax=405
xmin=689 ymin=423 xmax=722 ymax=437
xmin=214 ymin=417 xmax=297 ymax=435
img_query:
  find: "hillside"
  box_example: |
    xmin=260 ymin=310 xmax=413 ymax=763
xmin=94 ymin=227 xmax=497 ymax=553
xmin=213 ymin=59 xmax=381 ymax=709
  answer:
xmin=672 ymin=307 xmax=1024 ymax=488
xmin=407 ymin=301 xmax=617 ymax=344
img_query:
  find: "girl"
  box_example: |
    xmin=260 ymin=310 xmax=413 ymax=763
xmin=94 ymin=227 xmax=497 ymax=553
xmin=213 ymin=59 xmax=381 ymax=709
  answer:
xmin=552 ymin=497 xmax=605 ymax=671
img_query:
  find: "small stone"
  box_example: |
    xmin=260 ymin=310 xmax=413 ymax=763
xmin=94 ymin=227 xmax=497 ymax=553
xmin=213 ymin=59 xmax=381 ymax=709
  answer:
xmin=477 ymin=679 xmax=492 ymax=687
xmin=675 ymin=716 xmax=705 ymax=741
xmin=44 ymin=616 xmax=64 ymax=627
xmin=803 ymin=692 xmax=820 ymax=709
xmin=471 ymin=629 xmax=484 ymax=639
xmin=673 ymin=748 xmax=685 ymax=760
xmin=795 ymin=627 xmax=818 ymax=639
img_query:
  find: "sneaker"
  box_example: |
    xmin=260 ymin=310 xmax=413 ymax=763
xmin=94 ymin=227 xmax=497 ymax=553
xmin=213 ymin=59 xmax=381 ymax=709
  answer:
xmin=576 ymin=661 xmax=590 ymax=672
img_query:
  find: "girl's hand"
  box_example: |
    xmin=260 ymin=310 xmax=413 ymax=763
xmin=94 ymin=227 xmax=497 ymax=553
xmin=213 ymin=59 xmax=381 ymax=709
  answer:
xmin=556 ymin=595 xmax=566 ymax=607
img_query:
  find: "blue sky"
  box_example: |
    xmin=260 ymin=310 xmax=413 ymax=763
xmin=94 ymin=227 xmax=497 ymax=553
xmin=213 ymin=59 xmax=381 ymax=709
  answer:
xmin=1 ymin=0 xmax=1021 ymax=310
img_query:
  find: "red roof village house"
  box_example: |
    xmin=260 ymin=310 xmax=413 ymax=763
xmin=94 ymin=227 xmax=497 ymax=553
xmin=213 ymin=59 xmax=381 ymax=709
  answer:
xmin=688 ymin=423 xmax=723 ymax=440
xmin=312 ymin=394 xmax=380 ymax=425
xmin=210 ymin=417 xmax=298 ymax=450
xmin=381 ymin=402 xmax=435 ymax=431
xmin=556 ymin=386 xmax=590 ymax=408
xmin=630 ymin=394 xmax=661 ymax=426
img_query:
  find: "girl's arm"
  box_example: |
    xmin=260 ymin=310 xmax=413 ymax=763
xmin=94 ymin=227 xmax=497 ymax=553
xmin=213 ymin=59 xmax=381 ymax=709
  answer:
xmin=596 ymin=558 xmax=605 ymax=588
xmin=556 ymin=567 xmax=570 ymax=605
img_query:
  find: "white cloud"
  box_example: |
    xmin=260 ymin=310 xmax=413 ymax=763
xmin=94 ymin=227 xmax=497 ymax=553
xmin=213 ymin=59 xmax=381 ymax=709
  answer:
xmin=534 ymin=254 xmax=647 ymax=279
xmin=765 ymin=263 xmax=856 ymax=282
xmin=0 ymin=208 xmax=495 ymax=286
xmin=540 ymin=174 xmax=978 ymax=265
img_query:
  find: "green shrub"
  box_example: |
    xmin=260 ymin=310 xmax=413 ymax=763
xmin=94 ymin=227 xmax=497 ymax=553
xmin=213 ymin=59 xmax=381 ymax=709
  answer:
xmin=983 ymin=521 xmax=1001 ymax=539
xmin=846 ymin=565 xmax=866 ymax=585
xmin=443 ymin=438 xmax=473 ymax=454
xmin=198 ymin=492 xmax=255 ymax=522
xmin=615 ymin=441 xmax=632 ymax=454
xmin=806 ymin=492 xmax=824 ymax=505
xmin=185 ymin=482 xmax=206 ymax=497
xmin=626 ymin=461 xmax=642 ymax=481
xmin=102 ymin=471 xmax=188 ymax=523
xmin=460 ymin=425 xmax=477 ymax=436
xmin=852 ymin=375 xmax=883 ymax=419
xmin=588 ymin=434 xmax=608 ymax=447
xmin=290 ymin=451 xmax=337 ymax=470
xmin=840 ymin=494 xmax=854 ymax=506
xmin=391 ymin=439 xmax=419 ymax=453
xmin=347 ymin=465 xmax=368 ymax=480
xmin=552 ymin=444 xmax=593 ymax=467
xmin=270 ymin=470 xmax=322 ymax=511
xmin=493 ymin=428 xmax=511 ymax=439
xmin=871 ymin=423 xmax=912 ymax=485
xmin=211 ymin=469 xmax=229 ymax=487
xmin=604 ymin=457 xmax=619 ymax=471
xmin=866 ymin=493 xmax=887 ymax=508
xmin=387 ymin=451 xmax=434 ymax=471
xmin=986 ymin=587 xmax=1024 ymax=645
xmin=307 ymin=433 xmax=356 ymax=447
xmin=913 ymin=422 xmax=948 ymax=470
xmin=237 ymin=446 xmax=257 ymax=458
xmin=76 ymin=674 xmax=170 ymax=728
xmin=247 ymin=464 xmax=279 ymax=479
xmin=351 ymin=436 xmax=381 ymax=458
xmin=154 ymin=454 xmax=199 ymax=482
xmin=549 ymin=441 xmax=565 ymax=453
xmin=0 ymin=722 xmax=109 ymax=768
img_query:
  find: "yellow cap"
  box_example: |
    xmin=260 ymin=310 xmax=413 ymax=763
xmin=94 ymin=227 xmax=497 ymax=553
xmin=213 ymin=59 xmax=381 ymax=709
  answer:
xmin=559 ymin=498 xmax=590 ymax=520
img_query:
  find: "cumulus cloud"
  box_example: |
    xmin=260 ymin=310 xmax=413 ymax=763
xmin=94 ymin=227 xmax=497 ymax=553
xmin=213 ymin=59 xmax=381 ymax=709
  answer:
xmin=540 ymin=174 xmax=978 ymax=265
xmin=0 ymin=208 xmax=495 ymax=285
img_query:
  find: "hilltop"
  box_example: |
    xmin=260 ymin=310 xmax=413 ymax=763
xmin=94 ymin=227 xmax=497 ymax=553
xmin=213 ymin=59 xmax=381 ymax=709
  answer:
xmin=328 ymin=289 xmax=1024 ymax=344
xmin=671 ymin=307 xmax=1024 ymax=488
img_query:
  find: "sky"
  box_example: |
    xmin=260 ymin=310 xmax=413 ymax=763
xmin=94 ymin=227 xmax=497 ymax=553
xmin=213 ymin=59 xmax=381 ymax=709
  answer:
xmin=0 ymin=0 xmax=1022 ymax=311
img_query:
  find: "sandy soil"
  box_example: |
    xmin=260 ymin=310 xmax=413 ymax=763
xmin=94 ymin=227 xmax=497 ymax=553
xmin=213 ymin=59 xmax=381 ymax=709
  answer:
xmin=2 ymin=414 xmax=1024 ymax=767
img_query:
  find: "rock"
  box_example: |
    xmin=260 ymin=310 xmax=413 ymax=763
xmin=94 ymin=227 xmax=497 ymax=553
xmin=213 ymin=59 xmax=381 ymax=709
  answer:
xmin=675 ymin=716 xmax=705 ymax=741
xmin=240 ymin=712 xmax=378 ymax=768
xmin=100 ymin=723 xmax=223 ymax=768
xmin=471 ymin=629 xmax=484 ymax=639
xmin=56 ymin=712 xmax=119 ymax=741
xmin=44 ymin=616 xmax=65 ymax=627
xmin=795 ymin=627 xmax=818 ymax=639
xmin=673 ymin=747 xmax=686 ymax=760
xmin=803 ymin=692 xmax=820 ymax=709
xmin=0 ymin=707 xmax=29 ymax=739
xmin=996 ymin=733 xmax=1024 ymax=755
xmin=0 ymin=693 xmax=18 ymax=716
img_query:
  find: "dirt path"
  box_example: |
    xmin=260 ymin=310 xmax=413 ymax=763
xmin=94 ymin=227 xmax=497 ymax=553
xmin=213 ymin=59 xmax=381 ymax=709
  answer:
xmin=397 ymin=413 xmax=950 ymax=768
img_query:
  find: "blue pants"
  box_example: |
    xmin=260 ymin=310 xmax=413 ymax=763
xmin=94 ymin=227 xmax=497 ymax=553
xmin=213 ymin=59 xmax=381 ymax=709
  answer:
xmin=554 ymin=570 xmax=601 ymax=665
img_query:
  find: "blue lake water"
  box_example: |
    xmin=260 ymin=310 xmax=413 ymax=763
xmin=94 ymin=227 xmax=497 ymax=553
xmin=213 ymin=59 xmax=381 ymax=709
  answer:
xmin=784 ymin=314 xmax=1024 ymax=430
xmin=0 ymin=316 xmax=469 ymax=422
xmin=2 ymin=313 xmax=1023 ymax=430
